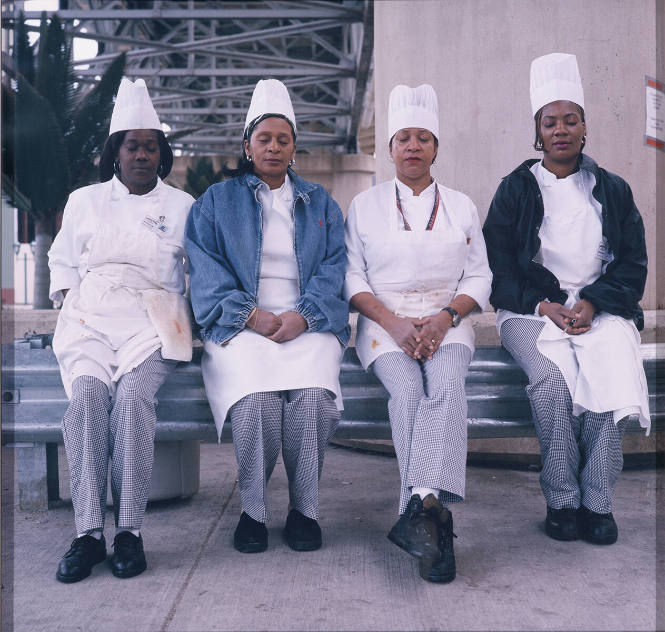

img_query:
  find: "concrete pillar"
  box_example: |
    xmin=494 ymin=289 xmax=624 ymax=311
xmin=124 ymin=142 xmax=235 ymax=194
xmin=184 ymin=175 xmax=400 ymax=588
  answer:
xmin=374 ymin=0 xmax=660 ymax=309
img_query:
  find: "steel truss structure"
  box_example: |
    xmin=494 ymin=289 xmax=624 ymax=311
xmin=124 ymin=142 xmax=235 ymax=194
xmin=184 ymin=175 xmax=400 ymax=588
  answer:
xmin=2 ymin=0 xmax=374 ymax=155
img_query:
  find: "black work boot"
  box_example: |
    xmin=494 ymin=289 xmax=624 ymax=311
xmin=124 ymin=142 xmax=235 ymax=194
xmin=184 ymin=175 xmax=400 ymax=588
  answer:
xmin=387 ymin=494 xmax=439 ymax=560
xmin=545 ymin=506 xmax=579 ymax=541
xmin=418 ymin=503 xmax=457 ymax=583
xmin=283 ymin=509 xmax=322 ymax=551
xmin=109 ymin=532 xmax=147 ymax=578
xmin=233 ymin=512 xmax=268 ymax=553
xmin=56 ymin=534 xmax=107 ymax=583
xmin=578 ymin=506 xmax=618 ymax=545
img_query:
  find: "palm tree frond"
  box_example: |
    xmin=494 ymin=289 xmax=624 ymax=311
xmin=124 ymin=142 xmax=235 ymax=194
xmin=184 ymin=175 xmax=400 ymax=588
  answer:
xmin=14 ymin=75 xmax=70 ymax=218
xmin=67 ymin=52 xmax=126 ymax=188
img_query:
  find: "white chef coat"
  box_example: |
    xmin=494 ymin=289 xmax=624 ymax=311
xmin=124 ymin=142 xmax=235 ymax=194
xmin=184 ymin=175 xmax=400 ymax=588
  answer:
xmin=201 ymin=176 xmax=343 ymax=438
xmin=497 ymin=161 xmax=650 ymax=433
xmin=48 ymin=176 xmax=195 ymax=397
xmin=344 ymin=178 xmax=492 ymax=369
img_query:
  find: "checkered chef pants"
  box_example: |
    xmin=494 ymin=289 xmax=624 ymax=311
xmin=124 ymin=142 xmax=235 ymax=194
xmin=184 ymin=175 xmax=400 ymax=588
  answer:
xmin=229 ymin=388 xmax=340 ymax=523
xmin=501 ymin=318 xmax=627 ymax=513
xmin=372 ymin=343 xmax=472 ymax=514
xmin=61 ymin=350 xmax=176 ymax=533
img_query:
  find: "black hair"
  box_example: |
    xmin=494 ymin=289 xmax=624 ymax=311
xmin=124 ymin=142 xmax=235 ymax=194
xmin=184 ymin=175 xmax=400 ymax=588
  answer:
xmin=222 ymin=113 xmax=297 ymax=179
xmin=99 ymin=129 xmax=174 ymax=182
xmin=533 ymin=104 xmax=586 ymax=152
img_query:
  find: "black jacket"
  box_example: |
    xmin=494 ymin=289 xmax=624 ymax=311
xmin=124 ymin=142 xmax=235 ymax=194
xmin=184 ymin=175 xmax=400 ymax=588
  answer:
xmin=482 ymin=154 xmax=647 ymax=330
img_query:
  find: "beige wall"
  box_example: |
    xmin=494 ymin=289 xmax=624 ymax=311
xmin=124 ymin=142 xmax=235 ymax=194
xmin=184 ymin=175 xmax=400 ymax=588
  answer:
xmin=375 ymin=0 xmax=661 ymax=309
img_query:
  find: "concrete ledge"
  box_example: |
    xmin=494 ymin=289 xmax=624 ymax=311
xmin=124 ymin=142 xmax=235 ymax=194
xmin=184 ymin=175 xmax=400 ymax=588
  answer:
xmin=5 ymin=305 xmax=662 ymax=346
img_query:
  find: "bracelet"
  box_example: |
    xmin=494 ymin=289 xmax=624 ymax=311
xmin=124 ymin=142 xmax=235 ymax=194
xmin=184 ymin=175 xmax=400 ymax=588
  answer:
xmin=246 ymin=307 xmax=258 ymax=329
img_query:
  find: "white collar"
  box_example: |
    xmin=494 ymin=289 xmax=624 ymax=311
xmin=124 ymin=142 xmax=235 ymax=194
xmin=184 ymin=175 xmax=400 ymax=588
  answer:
xmin=394 ymin=177 xmax=436 ymax=199
xmin=535 ymin=161 xmax=583 ymax=188
xmin=111 ymin=174 xmax=162 ymax=199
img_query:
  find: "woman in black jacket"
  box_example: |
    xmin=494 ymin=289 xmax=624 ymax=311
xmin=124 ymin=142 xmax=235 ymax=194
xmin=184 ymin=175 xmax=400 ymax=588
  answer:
xmin=483 ymin=53 xmax=649 ymax=546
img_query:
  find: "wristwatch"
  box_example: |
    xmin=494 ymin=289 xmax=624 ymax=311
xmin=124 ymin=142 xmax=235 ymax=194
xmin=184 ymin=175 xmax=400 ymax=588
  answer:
xmin=442 ymin=306 xmax=461 ymax=327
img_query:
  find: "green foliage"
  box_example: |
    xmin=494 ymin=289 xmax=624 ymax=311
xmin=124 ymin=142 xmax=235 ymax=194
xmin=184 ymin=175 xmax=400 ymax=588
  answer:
xmin=184 ymin=157 xmax=224 ymax=199
xmin=2 ymin=11 xmax=126 ymax=219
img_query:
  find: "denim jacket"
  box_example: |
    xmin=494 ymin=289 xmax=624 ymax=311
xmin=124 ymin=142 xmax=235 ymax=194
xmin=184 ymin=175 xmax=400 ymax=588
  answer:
xmin=185 ymin=169 xmax=350 ymax=346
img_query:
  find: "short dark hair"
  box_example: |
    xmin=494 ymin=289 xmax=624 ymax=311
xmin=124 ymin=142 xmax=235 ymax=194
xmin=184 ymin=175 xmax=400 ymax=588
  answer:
xmin=99 ymin=129 xmax=174 ymax=182
xmin=533 ymin=104 xmax=586 ymax=152
xmin=222 ymin=113 xmax=296 ymax=179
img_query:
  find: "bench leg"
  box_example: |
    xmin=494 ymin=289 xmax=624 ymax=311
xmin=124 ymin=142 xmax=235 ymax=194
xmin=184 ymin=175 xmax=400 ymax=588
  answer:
xmin=15 ymin=442 xmax=60 ymax=511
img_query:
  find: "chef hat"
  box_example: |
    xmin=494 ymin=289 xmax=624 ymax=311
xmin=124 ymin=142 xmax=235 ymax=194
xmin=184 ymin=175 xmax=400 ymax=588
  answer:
xmin=388 ymin=84 xmax=439 ymax=141
xmin=109 ymin=77 xmax=162 ymax=135
xmin=244 ymin=79 xmax=297 ymax=134
xmin=530 ymin=53 xmax=584 ymax=117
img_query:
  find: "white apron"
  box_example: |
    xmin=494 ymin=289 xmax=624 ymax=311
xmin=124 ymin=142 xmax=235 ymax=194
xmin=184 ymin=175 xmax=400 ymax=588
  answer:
xmin=356 ymin=185 xmax=475 ymax=369
xmin=53 ymin=181 xmax=192 ymax=398
xmin=525 ymin=166 xmax=650 ymax=433
xmin=202 ymin=178 xmax=343 ymax=439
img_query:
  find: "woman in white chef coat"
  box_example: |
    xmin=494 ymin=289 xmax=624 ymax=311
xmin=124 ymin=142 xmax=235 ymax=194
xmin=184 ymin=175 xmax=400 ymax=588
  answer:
xmin=483 ymin=53 xmax=649 ymax=545
xmin=186 ymin=79 xmax=349 ymax=554
xmin=344 ymin=84 xmax=492 ymax=583
xmin=48 ymin=78 xmax=194 ymax=583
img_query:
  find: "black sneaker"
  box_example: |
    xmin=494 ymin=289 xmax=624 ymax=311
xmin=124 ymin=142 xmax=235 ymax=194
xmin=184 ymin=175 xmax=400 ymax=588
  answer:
xmin=419 ymin=505 xmax=457 ymax=584
xmin=545 ymin=506 xmax=579 ymax=541
xmin=283 ymin=509 xmax=322 ymax=552
xmin=578 ymin=506 xmax=618 ymax=545
xmin=56 ymin=534 xmax=107 ymax=583
xmin=109 ymin=532 xmax=147 ymax=578
xmin=233 ymin=512 xmax=268 ymax=553
xmin=387 ymin=494 xmax=439 ymax=560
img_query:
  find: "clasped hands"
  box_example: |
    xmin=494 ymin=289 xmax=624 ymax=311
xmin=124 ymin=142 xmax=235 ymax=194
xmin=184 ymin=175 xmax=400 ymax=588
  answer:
xmin=539 ymin=298 xmax=595 ymax=335
xmin=384 ymin=311 xmax=452 ymax=361
xmin=246 ymin=308 xmax=307 ymax=343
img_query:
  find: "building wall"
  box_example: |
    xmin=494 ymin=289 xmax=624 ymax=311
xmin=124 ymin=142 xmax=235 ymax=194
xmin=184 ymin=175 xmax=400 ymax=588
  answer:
xmin=375 ymin=0 xmax=661 ymax=309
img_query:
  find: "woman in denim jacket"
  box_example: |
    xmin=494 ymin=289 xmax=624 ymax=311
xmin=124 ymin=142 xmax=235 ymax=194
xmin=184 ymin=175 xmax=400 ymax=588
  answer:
xmin=185 ymin=79 xmax=349 ymax=554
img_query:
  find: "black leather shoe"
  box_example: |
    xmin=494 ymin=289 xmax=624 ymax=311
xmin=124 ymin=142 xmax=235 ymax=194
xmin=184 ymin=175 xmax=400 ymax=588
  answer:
xmin=109 ymin=532 xmax=147 ymax=578
xmin=578 ymin=506 xmax=618 ymax=545
xmin=283 ymin=509 xmax=322 ymax=551
xmin=56 ymin=534 xmax=107 ymax=583
xmin=419 ymin=505 xmax=456 ymax=583
xmin=387 ymin=494 xmax=439 ymax=560
xmin=234 ymin=512 xmax=268 ymax=553
xmin=545 ymin=506 xmax=579 ymax=541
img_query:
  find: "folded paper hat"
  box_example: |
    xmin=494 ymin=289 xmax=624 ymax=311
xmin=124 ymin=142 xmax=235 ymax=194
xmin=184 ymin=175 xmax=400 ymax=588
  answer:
xmin=109 ymin=77 xmax=162 ymax=135
xmin=530 ymin=52 xmax=584 ymax=117
xmin=388 ymin=83 xmax=439 ymax=141
xmin=244 ymin=79 xmax=297 ymax=133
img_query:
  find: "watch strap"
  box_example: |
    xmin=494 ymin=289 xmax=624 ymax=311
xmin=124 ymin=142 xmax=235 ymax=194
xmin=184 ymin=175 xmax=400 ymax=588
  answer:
xmin=442 ymin=306 xmax=461 ymax=327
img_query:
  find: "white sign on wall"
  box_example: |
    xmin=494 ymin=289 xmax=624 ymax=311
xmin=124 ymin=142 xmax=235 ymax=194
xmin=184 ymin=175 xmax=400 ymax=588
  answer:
xmin=645 ymin=76 xmax=664 ymax=151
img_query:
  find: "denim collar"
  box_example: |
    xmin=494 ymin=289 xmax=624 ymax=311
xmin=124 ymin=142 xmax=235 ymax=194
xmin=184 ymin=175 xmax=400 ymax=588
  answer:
xmin=242 ymin=168 xmax=315 ymax=204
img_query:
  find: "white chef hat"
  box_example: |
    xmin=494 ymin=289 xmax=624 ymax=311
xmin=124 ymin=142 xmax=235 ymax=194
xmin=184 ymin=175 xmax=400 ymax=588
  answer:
xmin=244 ymin=79 xmax=297 ymax=134
xmin=109 ymin=77 xmax=162 ymax=135
xmin=388 ymin=84 xmax=439 ymax=141
xmin=530 ymin=53 xmax=584 ymax=117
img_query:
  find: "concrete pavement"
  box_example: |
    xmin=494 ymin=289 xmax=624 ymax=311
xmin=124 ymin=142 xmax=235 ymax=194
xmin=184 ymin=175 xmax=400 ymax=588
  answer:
xmin=2 ymin=442 xmax=662 ymax=632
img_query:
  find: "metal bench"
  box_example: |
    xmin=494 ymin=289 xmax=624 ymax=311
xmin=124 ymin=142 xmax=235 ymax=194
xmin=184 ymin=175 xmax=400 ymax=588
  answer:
xmin=3 ymin=335 xmax=663 ymax=511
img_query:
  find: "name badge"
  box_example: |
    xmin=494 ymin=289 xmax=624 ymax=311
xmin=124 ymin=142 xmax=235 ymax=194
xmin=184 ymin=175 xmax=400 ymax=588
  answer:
xmin=141 ymin=215 xmax=168 ymax=235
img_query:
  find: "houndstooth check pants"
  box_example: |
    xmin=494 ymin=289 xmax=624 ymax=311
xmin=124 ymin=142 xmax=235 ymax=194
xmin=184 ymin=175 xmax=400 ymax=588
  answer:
xmin=372 ymin=343 xmax=472 ymax=514
xmin=501 ymin=318 xmax=627 ymax=513
xmin=61 ymin=350 xmax=175 ymax=533
xmin=229 ymin=388 xmax=339 ymax=523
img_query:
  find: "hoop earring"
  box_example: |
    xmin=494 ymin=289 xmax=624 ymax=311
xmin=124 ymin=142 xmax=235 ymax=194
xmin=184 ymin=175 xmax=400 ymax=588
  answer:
xmin=157 ymin=164 xmax=164 ymax=177
xmin=289 ymin=157 xmax=296 ymax=167
xmin=534 ymin=137 xmax=544 ymax=151
xmin=114 ymin=161 xmax=120 ymax=173
xmin=581 ymin=134 xmax=587 ymax=150
xmin=246 ymin=155 xmax=252 ymax=163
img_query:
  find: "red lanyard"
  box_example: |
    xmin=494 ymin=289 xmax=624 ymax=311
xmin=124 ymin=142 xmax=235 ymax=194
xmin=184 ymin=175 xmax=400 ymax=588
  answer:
xmin=395 ymin=183 xmax=440 ymax=231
